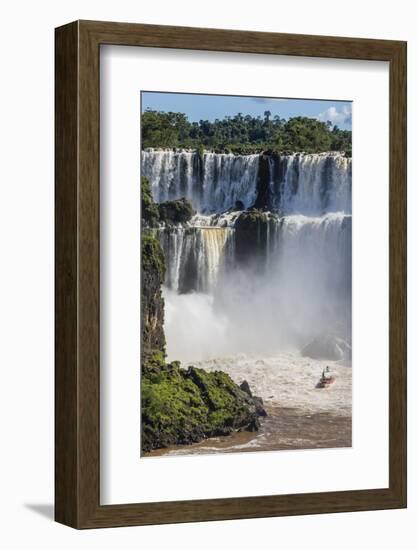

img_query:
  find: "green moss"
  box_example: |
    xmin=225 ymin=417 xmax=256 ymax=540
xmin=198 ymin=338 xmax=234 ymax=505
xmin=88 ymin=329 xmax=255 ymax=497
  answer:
xmin=141 ymin=360 xmax=266 ymax=452
xmin=140 ymin=202 xmax=267 ymax=453
xmin=141 ymin=234 xmax=166 ymax=358
xmin=235 ymin=210 xmax=268 ymax=227
xmin=141 ymin=174 xmax=194 ymax=226
xmin=158 ymin=198 xmax=194 ymax=225
xmin=141 ymin=176 xmax=160 ymax=227
xmin=197 ymin=144 xmax=205 ymax=161
xmin=142 ymin=234 xmax=165 ymax=281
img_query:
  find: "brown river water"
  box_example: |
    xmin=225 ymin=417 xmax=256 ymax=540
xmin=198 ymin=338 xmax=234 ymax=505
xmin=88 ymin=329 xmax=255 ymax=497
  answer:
xmin=144 ymin=351 xmax=352 ymax=458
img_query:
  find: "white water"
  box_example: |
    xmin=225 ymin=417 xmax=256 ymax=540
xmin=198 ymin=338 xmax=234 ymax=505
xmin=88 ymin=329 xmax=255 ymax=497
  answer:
xmin=191 ymin=352 xmax=352 ymax=416
xmin=159 ymin=226 xmax=233 ymax=293
xmin=163 ymin=288 xmax=352 ymax=400
xmin=153 ymin=351 xmax=352 ymax=456
xmin=142 ymin=149 xmax=259 ymax=213
xmin=159 ymin=211 xmax=351 ymax=356
xmin=142 ymin=149 xmax=351 ymax=215
xmin=268 ymin=212 xmax=352 ymax=342
xmin=270 ymin=153 xmax=351 ymax=215
xmin=144 ymin=149 xmax=352 ymax=448
xmin=164 ymin=289 xmax=230 ymax=362
xmin=145 ymin=149 xmax=353 ymax=359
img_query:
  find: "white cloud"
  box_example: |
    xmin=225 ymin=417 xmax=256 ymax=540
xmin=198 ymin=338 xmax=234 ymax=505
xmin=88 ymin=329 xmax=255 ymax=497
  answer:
xmin=317 ymin=105 xmax=352 ymax=127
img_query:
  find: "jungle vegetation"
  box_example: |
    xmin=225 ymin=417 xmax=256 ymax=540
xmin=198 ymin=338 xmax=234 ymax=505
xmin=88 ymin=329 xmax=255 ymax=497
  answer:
xmin=141 ymin=109 xmax=352 ymax=156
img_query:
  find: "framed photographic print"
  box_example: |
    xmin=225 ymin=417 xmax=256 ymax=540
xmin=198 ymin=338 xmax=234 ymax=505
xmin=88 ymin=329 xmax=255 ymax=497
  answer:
xmin=55 ymin=20 xmax=407 ymax=528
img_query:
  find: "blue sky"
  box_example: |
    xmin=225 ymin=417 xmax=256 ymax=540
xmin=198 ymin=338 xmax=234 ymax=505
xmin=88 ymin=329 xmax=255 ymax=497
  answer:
xmin=141 ymin=92 xmax=352 ymax=130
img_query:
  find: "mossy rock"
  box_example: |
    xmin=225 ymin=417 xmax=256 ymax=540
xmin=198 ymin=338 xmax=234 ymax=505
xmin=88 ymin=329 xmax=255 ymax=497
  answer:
xmin=141 ymin=176 xmax=159 ymax=227
xmin=141 ymin=359 xmax=266 ymax=453
xmin=141 ymin=234 xmax=166 ymax=358
xmin=158 ymin=197 xmax=195 ymax=225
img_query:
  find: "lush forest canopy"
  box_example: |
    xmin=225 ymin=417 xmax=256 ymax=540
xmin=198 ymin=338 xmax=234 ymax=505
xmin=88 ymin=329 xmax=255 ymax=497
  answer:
xmin=141 ymin=109 xmax=352 ymax=156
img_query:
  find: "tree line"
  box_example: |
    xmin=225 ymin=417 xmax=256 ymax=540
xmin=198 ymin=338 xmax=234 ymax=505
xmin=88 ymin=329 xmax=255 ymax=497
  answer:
xmin=141 ymin=109 xmax=352 ymax=156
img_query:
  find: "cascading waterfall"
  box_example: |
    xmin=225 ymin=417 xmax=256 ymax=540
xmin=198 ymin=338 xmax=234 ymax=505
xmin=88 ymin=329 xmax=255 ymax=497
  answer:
xmin=159 ymin=226 xmax=232 ymax=294
xmin=269 ymin=213 xmax=352 ymax=342
xmin=142 ymin=149 xmax=259 ymax=213
xmin=143 ymin=148 xmax=352 ymax=359
xmin=142 ymin=149 xmax=351 ymax=216
xmin=270 ymin=153 xmax=352 ymax=215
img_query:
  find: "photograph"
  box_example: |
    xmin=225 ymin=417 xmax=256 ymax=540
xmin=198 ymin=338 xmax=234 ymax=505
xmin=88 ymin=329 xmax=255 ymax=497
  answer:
xmin=140 ymin=91 xmax=352 ymax=457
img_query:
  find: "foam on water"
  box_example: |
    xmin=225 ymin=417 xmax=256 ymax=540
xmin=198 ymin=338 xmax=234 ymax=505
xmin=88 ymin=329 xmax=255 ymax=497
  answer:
xmin=189 ymin=352 xmax=352 ymax=417
xmin=144 ymin=149 xmax=352 ymax=454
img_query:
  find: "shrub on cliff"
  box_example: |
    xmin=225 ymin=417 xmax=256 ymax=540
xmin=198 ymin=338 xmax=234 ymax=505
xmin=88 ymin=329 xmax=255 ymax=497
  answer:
xmin=141 ymin=175 xmax=194 ymax=226
xmin=141 ymin=176 xmax=159 ymax=227
xmin=141 ymin=234 xmax=166 ymax=358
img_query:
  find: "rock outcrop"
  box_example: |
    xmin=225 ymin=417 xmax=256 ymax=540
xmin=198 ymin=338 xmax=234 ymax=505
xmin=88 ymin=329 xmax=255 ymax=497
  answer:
xmin=252 ymin=153 xmax=271 ymax=210
xmin=158 ymin=197 xmax=194 ymax=225
xmin=141 ymin=175 xmax=194 ymax=227
xmin=141 ymin=185 xmax=267 ymax=453
xmin=141 ymin=176 xmax=160 ymax=227
xmin=302 ymin=334 xmax=352 ymax=361
xmin=141 ymin=234 xmax=166 ymax=359
xmin=234 ymin=209 xmax=268 ymax=266
xmin=141 ymin=353 xmax=266 ymax=452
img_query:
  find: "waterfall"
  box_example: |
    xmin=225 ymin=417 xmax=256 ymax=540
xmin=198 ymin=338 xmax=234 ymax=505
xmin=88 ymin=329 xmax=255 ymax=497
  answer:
xmin=159 ymin=226 xmax=232 ymax=294
xmin=142 ymin=149 xmax=259 ymax=213
xmin=272 ymin=213 xmax=352 ymax=341
xmin=142 ymin=149 xmax=351 ymax=216
xmin=271 ymin=153 xmax=352 ymax=215
xmin=143 ymin=148 xmax=352 ymax=355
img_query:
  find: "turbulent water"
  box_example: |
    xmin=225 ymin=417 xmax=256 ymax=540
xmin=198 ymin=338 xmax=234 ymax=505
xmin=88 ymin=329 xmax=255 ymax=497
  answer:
xmin=158 ymin=226 xmax=233 ymax=294
xmin=142 ymin=148 xmax=352 ymax=455
xmin=147 ymin=353 xmax=352 ymax=456
xmin=142 ymin=149 xmax=260 ymax=213
xmin=142 ymin=148 xmax=351 ymax=215
xmin=268 ymin=153 xmax=351 ymax=214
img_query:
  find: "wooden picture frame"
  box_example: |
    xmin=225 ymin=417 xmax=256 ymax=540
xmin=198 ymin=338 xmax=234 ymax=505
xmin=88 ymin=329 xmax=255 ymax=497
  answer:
xmin=55 ymin=20 xmax=407 ymax=528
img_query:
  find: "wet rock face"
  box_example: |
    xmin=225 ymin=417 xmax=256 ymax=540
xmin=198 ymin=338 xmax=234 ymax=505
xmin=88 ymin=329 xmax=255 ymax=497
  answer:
xmin=301 ymin=334 xmax=352 ymax=361
xmin=141 ymin=234 xmax=166 ymax=359
xmin=141 ymin=176 xmax=160 ymax=227
xmin=234 ymin=209 xmax=268 ymax=266
xmin=141 ymin=356 xmax=267 ymax=453
xmin=141 ymin=228 xmax=267 ymax=454
xmin=252 ymin=154 xmax=271 ymax=210
xmin=158 ymin=197 xmax=195 ymax=224
xmin=239 ymin=380 xmax=253 ymax=397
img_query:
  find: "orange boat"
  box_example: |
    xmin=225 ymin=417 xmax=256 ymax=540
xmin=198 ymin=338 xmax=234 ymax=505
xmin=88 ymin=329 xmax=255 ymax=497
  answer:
xmin=316 ymin=375 xmax=336 ymax=389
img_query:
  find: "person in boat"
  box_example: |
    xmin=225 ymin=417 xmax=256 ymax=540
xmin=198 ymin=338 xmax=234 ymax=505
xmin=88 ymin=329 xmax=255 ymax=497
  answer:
xmin=322 ymin=366 xmax=331 ymax=380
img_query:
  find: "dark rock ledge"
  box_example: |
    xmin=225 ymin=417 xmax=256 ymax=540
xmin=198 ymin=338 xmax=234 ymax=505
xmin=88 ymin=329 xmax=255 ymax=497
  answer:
xmin=141 ymin=203 xmax=266 ymax=453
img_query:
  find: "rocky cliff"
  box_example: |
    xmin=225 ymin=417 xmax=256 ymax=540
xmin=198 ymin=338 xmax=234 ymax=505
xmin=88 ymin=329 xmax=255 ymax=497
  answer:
xmin=141 ymin=352 xmax=266 ymax=452
xmin=141 ymin=179 xmax=266 ymax=453
xmin=141 ymin=234 xmax=166 ymax=359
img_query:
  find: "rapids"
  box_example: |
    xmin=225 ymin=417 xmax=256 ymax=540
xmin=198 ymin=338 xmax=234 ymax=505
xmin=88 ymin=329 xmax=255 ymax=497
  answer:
xmin=142 ymin=148 xmax=352 ymax=454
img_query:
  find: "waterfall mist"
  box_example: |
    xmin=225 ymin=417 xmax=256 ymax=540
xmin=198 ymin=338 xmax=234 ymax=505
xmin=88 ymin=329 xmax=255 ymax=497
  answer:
xmin=144 ymin=149 xmax=352 ymax=364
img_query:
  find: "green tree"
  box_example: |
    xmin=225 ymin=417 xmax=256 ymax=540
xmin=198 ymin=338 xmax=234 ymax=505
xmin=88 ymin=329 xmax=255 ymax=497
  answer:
xmin=141 ymin=109 xmax=351 ymax=154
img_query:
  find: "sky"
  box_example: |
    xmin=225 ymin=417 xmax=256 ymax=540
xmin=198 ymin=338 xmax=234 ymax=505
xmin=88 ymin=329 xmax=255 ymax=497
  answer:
xmin=141 ymin=91 xmax=352 ymax=130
